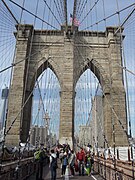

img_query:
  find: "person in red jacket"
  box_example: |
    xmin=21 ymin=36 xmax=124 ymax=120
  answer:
xmin=76 ymin=148 xmax=85 ymax=176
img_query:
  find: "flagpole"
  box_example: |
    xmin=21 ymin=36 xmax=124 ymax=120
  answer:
xmin=72 ymin=0 xmax=77 ymax=32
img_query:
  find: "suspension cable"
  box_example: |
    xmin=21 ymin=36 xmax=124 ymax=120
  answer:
xmin=82 ymin=2 xmax=135 ymax=30
xmin=8 ymin=0 xmax=59 ymax=30
xmin=42 ymin=0 xmax=61 ymax=26
xmin=1 ymin=0 xmax=19 ymax=24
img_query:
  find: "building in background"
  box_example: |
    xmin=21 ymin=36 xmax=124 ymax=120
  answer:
xmin=78 ymin=95 xmax=104 ymax=148
xmin=0 ymin=87 xmax=9 ymax=130
xmin=90 ymin=95 xmax=104 ymax=148
xmin=79 ymin=125 xmax=92 ymax=147
xmin=30 ymin=125 xmax=57 ymax=148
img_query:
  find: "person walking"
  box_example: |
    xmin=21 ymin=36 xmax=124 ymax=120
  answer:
xmin=34 ymin=146 xmax=46 ymax=180
xmin=76 ymin=148 xmax=85 ymax=176
xmin=85 ymin=152 xmax=94 ymax=176
xmin=49 ymin=149 xmax=58 ymax=180
xmin=61 ymin=152 xmax=68 ymax=177
xmin=69 ymin=150 xmax=76 ymax=177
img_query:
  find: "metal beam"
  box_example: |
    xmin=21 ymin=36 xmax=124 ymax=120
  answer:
xmin=2 ymin=0 xmax=19 ymax=24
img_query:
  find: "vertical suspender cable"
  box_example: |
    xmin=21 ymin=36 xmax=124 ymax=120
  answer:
xmin=115 ymin=0 xmax=134 ymax=179
xmin=0 ymin=0 xmax=23 ymax=166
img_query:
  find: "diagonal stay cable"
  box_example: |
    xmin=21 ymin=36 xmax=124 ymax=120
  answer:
xmin=53 ymin=0 xmax=64 ymax=24
xmin=77 ymin=0 xmax=88 ymax=20
xmin=5 ymin=58 xmax=51 ymax=136
xmin=75 ymin=0 xmax=82 ymax=17
xmin=1 ymin=0 xmax=19 ymax=24
xmin=82 ymin=2 xmax=135 ymax=30
xmin=70 ymin=38 xmax=130 ymax=143
xmin=80 ymin=0 xmax=100 ymax=24
xmin=8 ymin=0 xmax=59 ymax=30
xmin=0 ymin=36 xmax=64 ymax=74
xmin=42 ymin=0 xmax=61 ymax=26
xmin=114 ymin=7 xmax=135 ymax=35
xmin=36 ymin=80 xmax=46 ymax=116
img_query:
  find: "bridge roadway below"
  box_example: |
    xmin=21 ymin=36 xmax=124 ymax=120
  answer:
xmin=29 ymin=159 xmax=104 ymax=180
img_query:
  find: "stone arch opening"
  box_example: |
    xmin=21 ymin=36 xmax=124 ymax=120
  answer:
xmin=30 ymin=58 xmax=62 ymax=92
xmin=5 ymin=25 xmax=128 ymax=147
xmin=18 ymin=57 xmax=62 ymax=143
xmin=74 ymin=60 xmax=104 ymax=148
xmin=75 ymin=58 xmax=110 ymax=93
xmin=31 ymin=67 xmax=60 ymax=147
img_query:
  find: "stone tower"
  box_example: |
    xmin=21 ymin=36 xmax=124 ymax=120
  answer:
xmin=5 ymin=24 xmax=128 ymax=147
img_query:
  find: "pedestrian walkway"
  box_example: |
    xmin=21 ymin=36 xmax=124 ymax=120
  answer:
xmin=28 ymin=159 xmax=104 ymax=180
xmin=43 ymin=160 xmax=103 ymax=180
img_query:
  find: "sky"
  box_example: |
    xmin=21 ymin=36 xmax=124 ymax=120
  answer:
xmin=0 ymin=0 xmax=135 ymax=139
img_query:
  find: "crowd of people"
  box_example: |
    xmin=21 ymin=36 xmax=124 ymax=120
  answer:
xmin=48 ymin=143 xmax=94 ymax=180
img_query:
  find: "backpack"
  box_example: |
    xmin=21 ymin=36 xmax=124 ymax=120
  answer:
xmin=51 ymin=156 xmax=58 ymax=169
xmin=91 ymin=157 xmax=94 ymax=164
xmin=34 ymin=150 xmax=40 ymax=160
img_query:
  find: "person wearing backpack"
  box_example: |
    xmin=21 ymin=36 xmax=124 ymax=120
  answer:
xmin=85 ymin=152 xmax=94 ymax=176
xmin=35 ymin=146 xmax=46 ymax=180
xmin=49 ymin=149 xmax=58 ymax=180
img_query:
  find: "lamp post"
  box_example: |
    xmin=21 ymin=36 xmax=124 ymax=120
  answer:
xmin=44 ymin=110 xmax=50 ymax=148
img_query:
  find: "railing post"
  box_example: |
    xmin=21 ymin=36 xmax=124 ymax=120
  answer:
xmin=128 ymin=147 xmax=131 ymax=161
xmin=117 ymin=148 xmax=119 ymax=160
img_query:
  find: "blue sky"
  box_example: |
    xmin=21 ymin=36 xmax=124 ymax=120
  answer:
xmin=0 ymin=0 xmax=135 ymax=138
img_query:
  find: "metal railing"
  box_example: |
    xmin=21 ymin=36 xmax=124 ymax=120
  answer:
xmin=93 ymin=157 xmax=134 ymax=180
xmin=0 ymin=156 xmax=49 ymax=180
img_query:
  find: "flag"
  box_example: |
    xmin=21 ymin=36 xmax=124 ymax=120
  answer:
xmin=74 ymin=17 xmax=80 ymax=27
xmin=70 ymin=13 xmax=73 ymax=25
xmin=70 ymin=14 xmax=80 ymax=27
